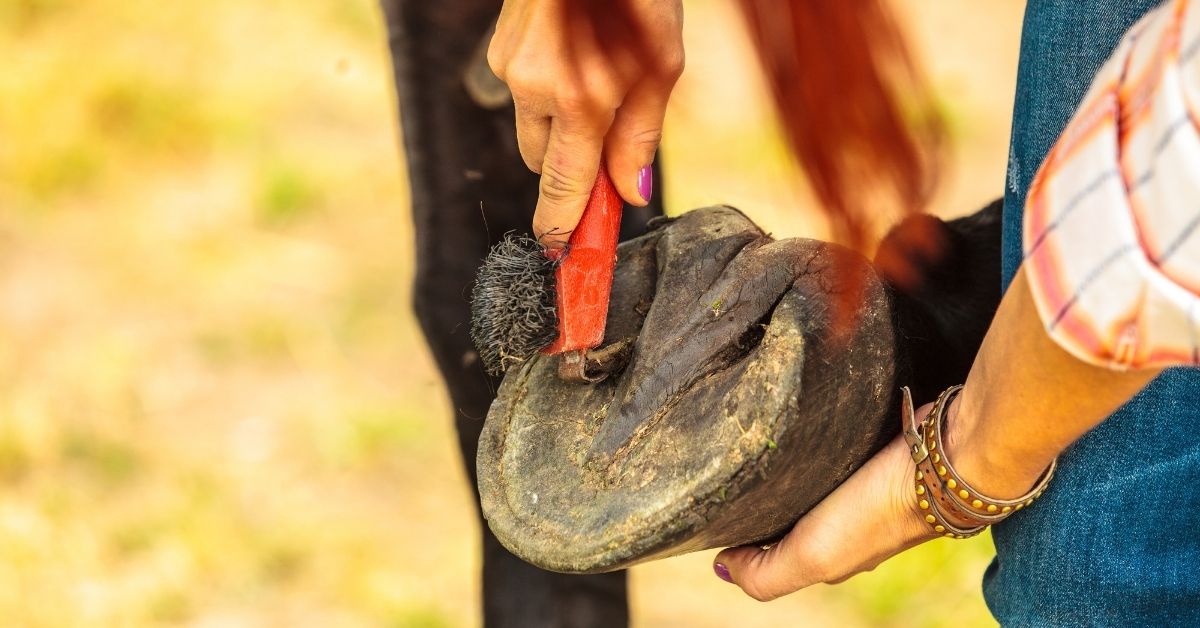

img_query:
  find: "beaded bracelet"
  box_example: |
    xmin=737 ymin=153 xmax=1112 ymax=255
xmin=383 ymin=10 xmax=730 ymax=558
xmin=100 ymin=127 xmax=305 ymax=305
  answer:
xmin=901 ymin=385 xmax=1057 ymax=539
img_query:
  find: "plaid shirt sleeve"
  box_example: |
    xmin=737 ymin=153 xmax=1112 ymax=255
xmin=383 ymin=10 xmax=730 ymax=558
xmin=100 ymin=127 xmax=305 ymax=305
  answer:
xmin=1023 ymin=0 xmax=1200 ymax=370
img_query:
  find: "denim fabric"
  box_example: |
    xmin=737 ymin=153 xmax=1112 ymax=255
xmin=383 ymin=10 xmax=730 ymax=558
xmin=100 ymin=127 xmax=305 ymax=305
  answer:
xmin=988 ymin=1 xmax=1200 ymax=625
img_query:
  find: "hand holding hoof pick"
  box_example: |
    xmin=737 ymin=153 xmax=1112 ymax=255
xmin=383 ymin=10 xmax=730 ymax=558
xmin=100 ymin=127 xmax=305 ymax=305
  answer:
xmin=487 ymin=0 xmax=684 ymax=246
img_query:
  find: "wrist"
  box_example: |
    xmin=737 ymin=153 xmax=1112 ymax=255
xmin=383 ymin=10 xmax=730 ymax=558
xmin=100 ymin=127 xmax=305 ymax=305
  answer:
xmin=942 ymin=389 xmax=1058 ymax=501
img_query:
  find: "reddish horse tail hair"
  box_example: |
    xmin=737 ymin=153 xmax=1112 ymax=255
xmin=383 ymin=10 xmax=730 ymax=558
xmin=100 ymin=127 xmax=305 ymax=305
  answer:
xmin=737 ymin=0 xmax=943 ymax=251
xmin=564 ymin=0 xmax=942 ymax=250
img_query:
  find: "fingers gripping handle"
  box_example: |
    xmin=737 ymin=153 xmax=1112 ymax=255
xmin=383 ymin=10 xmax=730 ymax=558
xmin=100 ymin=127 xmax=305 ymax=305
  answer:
xmin=542 ymin=167 xmax=625 ymax=357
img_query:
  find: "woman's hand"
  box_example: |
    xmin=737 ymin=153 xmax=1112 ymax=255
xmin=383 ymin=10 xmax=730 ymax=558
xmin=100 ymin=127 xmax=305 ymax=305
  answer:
xmin=488 ymin=0 xmax=684 ymax=246
xmin=712 ymin=397 xmax=1050 ymax=601
xmin=712 ymin=429 xmax=935 ymax=601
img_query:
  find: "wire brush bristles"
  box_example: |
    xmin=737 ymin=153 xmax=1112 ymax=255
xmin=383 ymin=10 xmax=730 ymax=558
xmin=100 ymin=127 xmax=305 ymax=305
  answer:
xmin=470 ymin=233 xmax=560 ymax=376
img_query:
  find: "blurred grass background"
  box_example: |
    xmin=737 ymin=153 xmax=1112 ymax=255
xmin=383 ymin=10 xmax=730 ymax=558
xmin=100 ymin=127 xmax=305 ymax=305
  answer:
xmin=0 ymin=0 xmax=1022 ymax=626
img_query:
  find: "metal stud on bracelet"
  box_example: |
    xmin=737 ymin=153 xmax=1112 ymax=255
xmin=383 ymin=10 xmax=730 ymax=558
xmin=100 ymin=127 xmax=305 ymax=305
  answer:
xmin=901 ymin=385 xmax=1057 ymax=537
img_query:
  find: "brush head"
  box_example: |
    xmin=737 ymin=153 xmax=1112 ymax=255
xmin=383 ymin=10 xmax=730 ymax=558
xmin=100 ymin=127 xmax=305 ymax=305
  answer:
xmin=470 ymin=233 xmax=560 ymax=376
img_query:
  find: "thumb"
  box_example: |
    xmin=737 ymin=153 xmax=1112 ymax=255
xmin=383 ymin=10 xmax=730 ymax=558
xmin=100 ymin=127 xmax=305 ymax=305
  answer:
xmin=533 ymin=118 xmax=608 ymax=248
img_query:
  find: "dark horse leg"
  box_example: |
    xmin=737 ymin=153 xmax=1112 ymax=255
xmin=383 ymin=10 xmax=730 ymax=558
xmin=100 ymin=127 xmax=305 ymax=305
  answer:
xmin=379 ymin=2 xmax=662 ymax=626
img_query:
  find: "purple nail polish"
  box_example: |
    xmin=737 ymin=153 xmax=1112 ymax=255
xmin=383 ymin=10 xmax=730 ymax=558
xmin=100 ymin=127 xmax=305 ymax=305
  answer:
xmin=637 ymin=165 xmax=653 ymax=203
xmin=713 ymin=562 xmax=732 ymax=583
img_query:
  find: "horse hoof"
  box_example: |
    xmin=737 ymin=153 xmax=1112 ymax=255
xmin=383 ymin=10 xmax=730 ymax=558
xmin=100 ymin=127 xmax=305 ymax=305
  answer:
xmin=477 ymin=206 xmax=898 ymax=573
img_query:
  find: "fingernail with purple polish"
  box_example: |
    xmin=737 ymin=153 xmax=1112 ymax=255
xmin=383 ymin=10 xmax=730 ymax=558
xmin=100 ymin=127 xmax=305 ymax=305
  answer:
xmin=637 ymin=165 xmax=653 ymax=203
xmin=714 ymin=562 xmax=732 ymax=583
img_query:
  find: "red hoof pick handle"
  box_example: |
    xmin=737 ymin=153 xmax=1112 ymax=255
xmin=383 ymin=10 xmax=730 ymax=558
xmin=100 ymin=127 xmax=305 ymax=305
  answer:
xmin=542 ymin=168 xmax=624 ymax=383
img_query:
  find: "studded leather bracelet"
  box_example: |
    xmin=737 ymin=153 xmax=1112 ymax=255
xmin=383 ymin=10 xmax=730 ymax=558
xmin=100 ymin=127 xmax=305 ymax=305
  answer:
xmin=901 ymin=385 xmax=1057 ymax=539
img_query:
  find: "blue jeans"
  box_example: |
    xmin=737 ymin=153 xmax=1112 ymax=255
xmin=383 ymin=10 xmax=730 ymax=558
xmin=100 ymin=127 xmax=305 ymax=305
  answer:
xmin=988 ymin=1 xmax=1200 ymax=625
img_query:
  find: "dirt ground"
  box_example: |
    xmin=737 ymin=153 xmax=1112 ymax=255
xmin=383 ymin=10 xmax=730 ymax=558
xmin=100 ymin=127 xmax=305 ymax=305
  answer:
xmin=0 ymin=0 xmax=1024 ymax=626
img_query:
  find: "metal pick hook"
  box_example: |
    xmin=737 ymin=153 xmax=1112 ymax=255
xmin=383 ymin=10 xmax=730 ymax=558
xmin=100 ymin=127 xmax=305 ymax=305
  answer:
xmin=558 ymin=350 xmax=607 ymax=384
